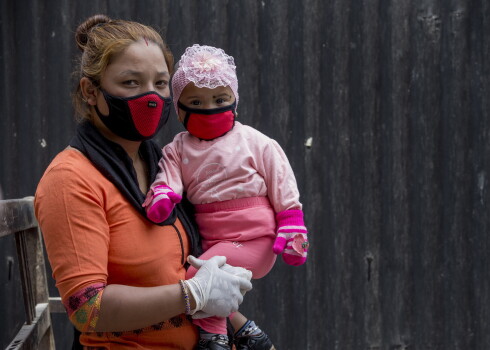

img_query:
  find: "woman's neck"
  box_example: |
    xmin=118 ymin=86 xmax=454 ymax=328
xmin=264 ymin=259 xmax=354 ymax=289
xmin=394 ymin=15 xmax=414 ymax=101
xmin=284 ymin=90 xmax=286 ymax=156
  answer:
xmin=99 ymin=126 xmax=149 ymax=192
xmin=119 ymin=140 xmax=141 ymax=163
xmin=91 ymin=116 xmax=149 ymax=192
xmin=92 ymin=118 xmax=142 ymax=162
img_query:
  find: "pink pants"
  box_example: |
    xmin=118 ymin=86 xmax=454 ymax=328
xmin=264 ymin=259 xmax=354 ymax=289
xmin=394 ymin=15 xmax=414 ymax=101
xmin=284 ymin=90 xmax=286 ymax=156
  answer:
xmin=186 ymin=197 xmax=277 ymax=334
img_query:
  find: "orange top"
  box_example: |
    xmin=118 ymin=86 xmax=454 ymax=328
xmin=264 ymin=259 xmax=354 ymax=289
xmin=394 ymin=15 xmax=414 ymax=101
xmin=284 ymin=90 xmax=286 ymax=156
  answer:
xmin=35 ymin=149 xmax=198 ymax=349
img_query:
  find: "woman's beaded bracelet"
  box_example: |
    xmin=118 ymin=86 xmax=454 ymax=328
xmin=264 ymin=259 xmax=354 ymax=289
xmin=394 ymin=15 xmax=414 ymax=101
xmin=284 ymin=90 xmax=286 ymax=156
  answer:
xmin=179 ymin=280 xmax=191 ymax=315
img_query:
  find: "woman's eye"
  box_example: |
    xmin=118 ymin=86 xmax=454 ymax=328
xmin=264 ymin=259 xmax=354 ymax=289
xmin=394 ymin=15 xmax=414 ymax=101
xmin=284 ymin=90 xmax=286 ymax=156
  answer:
xmin=156 ymin=80 xmax=168 ymax=88
xmin=123 ymin=80 xmax=138 ymax=86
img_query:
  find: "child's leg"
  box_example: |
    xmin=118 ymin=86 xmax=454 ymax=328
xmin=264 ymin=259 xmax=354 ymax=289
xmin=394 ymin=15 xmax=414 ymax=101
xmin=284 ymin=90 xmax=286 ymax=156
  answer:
xmin=186 ymin=247 xmax=229 ymax=335
xmin=229 ymin=311 xmax=248 ymax=331
xmin=200 ymin=236 xmax=277 ymax=279
xmin=229 ymin=312 xmax=275 ymax=349
xmin=187 ymin=237 xmax=277 ymax=281
xmin=186 ymin=236 xmax=276 ymax=336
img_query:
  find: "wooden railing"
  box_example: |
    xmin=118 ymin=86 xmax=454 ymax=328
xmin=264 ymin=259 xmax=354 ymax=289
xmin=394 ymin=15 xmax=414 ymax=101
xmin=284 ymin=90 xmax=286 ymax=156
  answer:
xmin=0 ymin=197 xmax=59 ymax=350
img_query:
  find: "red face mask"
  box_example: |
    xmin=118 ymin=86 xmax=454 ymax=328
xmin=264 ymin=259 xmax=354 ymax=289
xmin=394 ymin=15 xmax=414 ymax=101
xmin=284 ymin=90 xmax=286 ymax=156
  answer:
xmin=179 ymin=102 xmax=236 ymax=141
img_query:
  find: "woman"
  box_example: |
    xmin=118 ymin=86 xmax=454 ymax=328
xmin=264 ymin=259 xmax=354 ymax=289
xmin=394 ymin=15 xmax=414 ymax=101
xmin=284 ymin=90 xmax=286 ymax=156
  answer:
xmin=34 ymin=14 xmax=251 ymax=349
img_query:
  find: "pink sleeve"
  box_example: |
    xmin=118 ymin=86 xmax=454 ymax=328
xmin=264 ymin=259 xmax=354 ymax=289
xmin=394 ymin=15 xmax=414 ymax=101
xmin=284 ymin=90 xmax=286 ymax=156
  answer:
xmin=257 ymin=138 xmax=302 ymax=213
xmin=151 ymin=141 xmax=184 ymax=196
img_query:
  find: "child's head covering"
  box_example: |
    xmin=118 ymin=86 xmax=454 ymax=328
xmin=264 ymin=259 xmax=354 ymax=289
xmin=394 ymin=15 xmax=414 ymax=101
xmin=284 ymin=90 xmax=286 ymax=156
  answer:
xmin=171 ymin=44 xmax=239 ymax=113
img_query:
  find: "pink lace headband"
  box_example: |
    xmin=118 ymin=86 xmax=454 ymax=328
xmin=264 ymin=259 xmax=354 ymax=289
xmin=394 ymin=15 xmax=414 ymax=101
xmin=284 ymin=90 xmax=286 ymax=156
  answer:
xmin=171 ymin=44 xmax=239 ymax=113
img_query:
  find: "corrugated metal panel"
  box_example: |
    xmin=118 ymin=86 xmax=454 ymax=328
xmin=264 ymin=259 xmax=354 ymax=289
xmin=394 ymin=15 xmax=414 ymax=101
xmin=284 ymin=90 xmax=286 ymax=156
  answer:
xmin=1 ymin=1 xmax=489 ymax=349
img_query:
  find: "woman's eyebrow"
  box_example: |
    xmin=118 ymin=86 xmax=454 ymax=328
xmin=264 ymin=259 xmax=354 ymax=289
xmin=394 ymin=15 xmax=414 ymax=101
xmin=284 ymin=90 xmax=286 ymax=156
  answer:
xmin=117 ymin=70 xmax=170 ymax=77
xmin=118 ymin=70 xmax=141 ymax=76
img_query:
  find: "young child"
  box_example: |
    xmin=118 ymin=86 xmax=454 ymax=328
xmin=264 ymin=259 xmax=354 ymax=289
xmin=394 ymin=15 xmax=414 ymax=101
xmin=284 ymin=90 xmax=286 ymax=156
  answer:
xmin=143 ymin=44 xmax=309 ymax=350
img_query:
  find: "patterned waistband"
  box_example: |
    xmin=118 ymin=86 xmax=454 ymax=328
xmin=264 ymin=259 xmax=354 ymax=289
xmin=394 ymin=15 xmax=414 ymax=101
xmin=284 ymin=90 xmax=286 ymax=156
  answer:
xmin=194 ymin=196 xmax=271 ymax=213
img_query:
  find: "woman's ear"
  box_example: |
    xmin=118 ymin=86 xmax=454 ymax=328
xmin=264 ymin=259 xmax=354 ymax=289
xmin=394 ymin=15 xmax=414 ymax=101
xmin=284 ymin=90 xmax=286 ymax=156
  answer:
xmin=80 ymin=77 xmax=98 ymax=106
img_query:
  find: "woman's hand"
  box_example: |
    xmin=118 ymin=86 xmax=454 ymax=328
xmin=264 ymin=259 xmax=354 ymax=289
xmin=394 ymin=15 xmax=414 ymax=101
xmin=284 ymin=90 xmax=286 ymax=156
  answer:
xmin=183 ymin=255 xmax=252 ymax=319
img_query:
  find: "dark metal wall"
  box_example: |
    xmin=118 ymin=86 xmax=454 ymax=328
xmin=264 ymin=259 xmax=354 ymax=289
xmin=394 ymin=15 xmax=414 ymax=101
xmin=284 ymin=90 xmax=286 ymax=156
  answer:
xmin=1 ymin=0 xmax=489 ymax=349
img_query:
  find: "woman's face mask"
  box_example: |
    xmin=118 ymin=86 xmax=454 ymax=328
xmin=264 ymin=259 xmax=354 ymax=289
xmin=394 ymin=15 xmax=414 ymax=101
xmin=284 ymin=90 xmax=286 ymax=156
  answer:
xmin=95 ymin=89 xmax=172 ymax=141
xmin=178 ymin=101 xmax=236 ymax=141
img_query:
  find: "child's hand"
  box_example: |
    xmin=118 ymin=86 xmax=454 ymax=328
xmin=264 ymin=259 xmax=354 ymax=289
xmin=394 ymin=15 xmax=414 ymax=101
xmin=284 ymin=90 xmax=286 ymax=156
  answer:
xmin=272 ymin=210 xmax=309 ymax=266
xmin=143 ymin=185 xmax=182 ymax=223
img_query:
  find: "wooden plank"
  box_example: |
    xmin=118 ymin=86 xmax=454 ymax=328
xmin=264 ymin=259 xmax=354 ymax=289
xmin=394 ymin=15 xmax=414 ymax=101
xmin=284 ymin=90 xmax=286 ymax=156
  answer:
xmin=48 ymin=297 xmax=66 ymax=314
xmin=5 ymin=303 xmax=52 ymax=350
xmin=438 ymin=2 xmax=474 ymax=348
xmin=375 ymin=0 xmax=413 ymax=347
xmin=15 ymin=229 xmax=36 ymax=324
xmin=302 ymin=0 xmax=331 ymax=348
xmin=356 ymin=0 xmax=383 ymax=347
xmin=469 ymin=2 xmax=490 ymax=349
xmin=0 ymin=198 xmax=37 ymax=238
xmin=15 ymin=226 xmax=51 ymax=321
xmin=1 ymin=197 xmax=56 ymax=349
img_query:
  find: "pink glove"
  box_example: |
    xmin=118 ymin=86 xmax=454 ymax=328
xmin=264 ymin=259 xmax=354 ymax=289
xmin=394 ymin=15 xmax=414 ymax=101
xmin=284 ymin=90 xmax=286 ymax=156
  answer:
xmin=272 ymin=210 xmax=309 ymax=266
xmin=142 ymin=185 xmax=182 ymax=223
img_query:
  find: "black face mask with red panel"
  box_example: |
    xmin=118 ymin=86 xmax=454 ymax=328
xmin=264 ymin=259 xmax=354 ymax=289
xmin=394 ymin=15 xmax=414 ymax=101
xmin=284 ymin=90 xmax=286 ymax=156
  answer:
xmin=95 ymin=89 xmax=172 ymax=141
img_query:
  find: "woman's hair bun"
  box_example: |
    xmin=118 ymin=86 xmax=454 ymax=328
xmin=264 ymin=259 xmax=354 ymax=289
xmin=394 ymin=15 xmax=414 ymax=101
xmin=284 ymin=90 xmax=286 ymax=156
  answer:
xmin=75 ymin=14 xmax=111 ymax=52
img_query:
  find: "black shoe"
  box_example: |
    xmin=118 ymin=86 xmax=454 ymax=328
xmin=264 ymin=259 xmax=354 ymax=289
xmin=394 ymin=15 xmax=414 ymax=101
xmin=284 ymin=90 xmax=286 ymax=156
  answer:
xmin=234 ymin=331 xmax=275 ymax=350
xmin=198 ymin=334 xmax=231 ymax=350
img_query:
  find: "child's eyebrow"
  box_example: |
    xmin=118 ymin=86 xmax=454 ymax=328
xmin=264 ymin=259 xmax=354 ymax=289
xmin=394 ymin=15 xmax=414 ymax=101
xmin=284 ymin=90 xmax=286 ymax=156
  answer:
xmin=213 ymin=93 xmax=231 ymax=98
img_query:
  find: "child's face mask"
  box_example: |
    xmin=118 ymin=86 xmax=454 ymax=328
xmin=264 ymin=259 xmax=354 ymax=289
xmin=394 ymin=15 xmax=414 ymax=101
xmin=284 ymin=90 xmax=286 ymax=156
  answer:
xmin=95 ymin=89 xmax=171 ymax=141
xmin=178 ymin=101 xmax=236 ymax=141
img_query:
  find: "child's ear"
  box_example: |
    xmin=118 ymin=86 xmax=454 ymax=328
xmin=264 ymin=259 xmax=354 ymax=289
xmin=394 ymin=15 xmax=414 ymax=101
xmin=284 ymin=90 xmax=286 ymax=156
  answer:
xmin=80 ymin=77 xmax=99 ymax=106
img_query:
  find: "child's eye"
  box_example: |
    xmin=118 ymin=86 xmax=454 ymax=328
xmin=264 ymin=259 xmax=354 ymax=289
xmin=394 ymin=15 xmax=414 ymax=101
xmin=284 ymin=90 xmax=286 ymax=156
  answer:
xmin=190 ymin=100 xmax=201 ymax=106
xmin=216 ymin=98 xmax=226 ymax=104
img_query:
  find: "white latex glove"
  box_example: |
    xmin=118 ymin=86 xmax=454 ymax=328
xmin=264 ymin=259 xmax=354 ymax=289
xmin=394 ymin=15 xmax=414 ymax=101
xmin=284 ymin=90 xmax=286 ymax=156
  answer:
xmin=220 ymin=263 xmax=253 ymax=294
xmin=184 ymin=255 xmax=253 ymax=319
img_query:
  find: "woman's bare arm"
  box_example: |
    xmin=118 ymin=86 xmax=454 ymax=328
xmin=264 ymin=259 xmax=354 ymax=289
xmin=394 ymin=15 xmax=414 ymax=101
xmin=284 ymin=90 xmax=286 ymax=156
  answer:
xmin=95 ymin=283 xmax=196 ymax=332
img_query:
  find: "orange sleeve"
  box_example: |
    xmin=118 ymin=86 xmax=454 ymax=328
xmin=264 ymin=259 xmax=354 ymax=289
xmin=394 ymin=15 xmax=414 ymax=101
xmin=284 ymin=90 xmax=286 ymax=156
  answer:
xmin=67 ymin=284 xmax=105 ymax=332
xmin=34 ymin=152 xmax=110 ymax=301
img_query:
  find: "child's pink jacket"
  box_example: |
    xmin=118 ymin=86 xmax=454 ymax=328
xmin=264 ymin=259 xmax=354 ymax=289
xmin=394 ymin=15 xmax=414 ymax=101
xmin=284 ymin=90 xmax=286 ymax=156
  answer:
xmin=153 ymin=122 xmax=302 ymax=213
